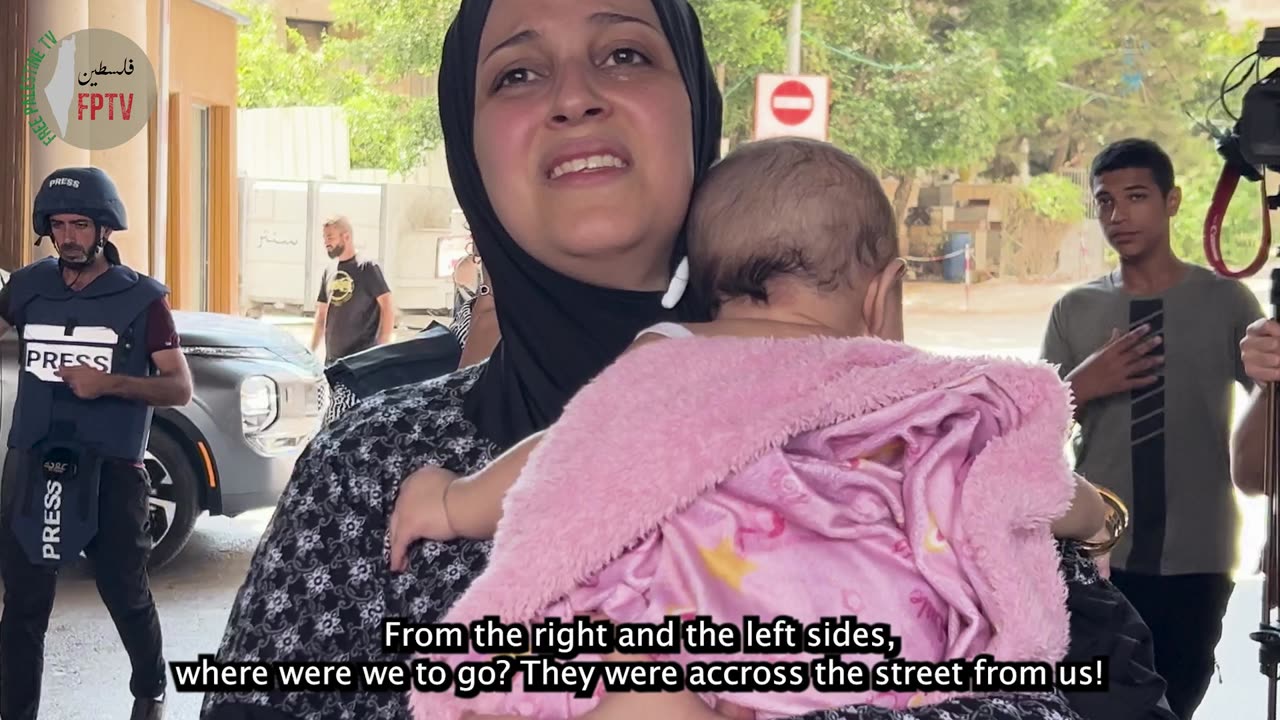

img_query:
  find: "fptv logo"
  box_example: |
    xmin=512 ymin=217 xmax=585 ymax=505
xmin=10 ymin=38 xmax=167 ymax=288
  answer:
xmin=22 ymin=28 xmax=157 ymax=151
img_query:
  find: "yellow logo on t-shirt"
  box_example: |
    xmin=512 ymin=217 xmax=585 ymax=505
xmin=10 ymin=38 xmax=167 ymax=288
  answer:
xmin=329 ymin=271 xmax=355 ymax=306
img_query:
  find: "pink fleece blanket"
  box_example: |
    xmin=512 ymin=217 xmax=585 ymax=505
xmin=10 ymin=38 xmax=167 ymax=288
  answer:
xmin=409 ymin=336 xmax=1076 ymax=720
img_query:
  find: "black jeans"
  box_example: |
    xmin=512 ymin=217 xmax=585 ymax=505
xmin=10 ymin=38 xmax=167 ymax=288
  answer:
xmin=1110 ymin=569 xmax=1234 ymax=720
xmin=0 ymin=455 xmax=166 ymax=719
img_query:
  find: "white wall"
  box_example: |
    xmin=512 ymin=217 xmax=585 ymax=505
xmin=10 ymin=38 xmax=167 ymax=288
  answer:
xmin=236 ymin=106 xmax=465 ymax=317
xmin=240 ymin=178 xmax=465 ymax=315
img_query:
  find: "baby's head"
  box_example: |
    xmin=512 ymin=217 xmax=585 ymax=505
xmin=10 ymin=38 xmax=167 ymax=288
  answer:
xmin=687 ymin=137 xmax=905 ymax=340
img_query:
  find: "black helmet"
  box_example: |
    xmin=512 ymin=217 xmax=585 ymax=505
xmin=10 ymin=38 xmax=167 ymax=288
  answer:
xmin=32 ymin=167 xmax=128 ymax=237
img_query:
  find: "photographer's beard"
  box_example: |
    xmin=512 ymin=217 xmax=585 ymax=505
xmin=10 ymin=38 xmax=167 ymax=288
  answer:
xmin=325 ymin=241 xmax=347 ymax=260
xmin=55 ymin=231 xmax=103 ymax=270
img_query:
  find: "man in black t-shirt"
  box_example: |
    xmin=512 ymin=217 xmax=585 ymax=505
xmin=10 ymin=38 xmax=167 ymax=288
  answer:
xmin=310 ymin=216 xmax=395 ymax=363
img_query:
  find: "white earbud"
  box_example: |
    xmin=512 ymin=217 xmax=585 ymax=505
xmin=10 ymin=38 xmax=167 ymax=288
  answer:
xmin=661 ymin=256 xmax=689 ymax=309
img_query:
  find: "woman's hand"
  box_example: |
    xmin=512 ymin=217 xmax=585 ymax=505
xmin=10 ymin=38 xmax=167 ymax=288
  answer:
xmin=1086 ymin=525 xmax=1113 ymax=579
xmin=389 ymin=466 xmax=462 ymax=572
xmin=462 ymin=650 xmax=755 ymax=720
xmin=1241 ymin=317 xmax=1280 ymax=385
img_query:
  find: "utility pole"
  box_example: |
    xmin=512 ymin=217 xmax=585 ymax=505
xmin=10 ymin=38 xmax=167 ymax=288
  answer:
xmin=787 ymin=0 xmax=802 ymax=74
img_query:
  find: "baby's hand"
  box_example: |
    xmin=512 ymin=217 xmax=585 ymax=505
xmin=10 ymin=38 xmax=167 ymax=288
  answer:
xmin=389 ymin=465 xmax=462 ymax=572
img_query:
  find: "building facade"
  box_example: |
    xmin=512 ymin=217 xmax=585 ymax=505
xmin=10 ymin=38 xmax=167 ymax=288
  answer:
xmin=2 ymin=0 xmax=245 ymax=313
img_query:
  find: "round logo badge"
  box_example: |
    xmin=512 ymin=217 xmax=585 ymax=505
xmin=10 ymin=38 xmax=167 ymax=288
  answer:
xmin=32 ymin=29 xmax=157 ymax=151
xmin=41 ymin=446 xmax=80 ymax=482
xmin=329 ymin=271 xmax=355 ymax=306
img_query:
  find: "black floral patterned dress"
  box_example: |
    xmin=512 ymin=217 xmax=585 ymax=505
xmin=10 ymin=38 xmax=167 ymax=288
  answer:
xmin=203 ymin=364 xmax=1145 ymax=720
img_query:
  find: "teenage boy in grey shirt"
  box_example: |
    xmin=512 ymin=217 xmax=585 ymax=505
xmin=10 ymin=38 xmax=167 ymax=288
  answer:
xmin=1040 ymin=138 xmax=1262 ymax=720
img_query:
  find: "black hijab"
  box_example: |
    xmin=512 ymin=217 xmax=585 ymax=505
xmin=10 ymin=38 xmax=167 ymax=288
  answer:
xmin=439 ymin=0 xmax=723 ymax=450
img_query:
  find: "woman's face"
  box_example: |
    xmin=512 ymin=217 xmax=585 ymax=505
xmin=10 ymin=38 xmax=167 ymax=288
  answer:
xmin=474 ymin=0 xmax=695 ymax=291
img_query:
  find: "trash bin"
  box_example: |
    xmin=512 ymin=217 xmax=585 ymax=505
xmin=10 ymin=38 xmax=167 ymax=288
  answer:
xmin=943 ymin=232 xmax=972 ymax=283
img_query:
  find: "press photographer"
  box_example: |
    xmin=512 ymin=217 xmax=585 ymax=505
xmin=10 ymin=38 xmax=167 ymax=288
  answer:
xmin=0 ymin=168 xmax=193 ymax=720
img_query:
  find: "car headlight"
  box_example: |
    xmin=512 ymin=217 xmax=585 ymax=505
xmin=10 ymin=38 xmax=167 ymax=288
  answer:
xmin=185 ymin=346 xmax=279 ymax=360
xmin=240 ymin=375 xmax=279 ymax=436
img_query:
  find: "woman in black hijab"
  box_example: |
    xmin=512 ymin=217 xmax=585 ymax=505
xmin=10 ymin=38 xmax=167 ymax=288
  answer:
xmin=202 ymin=2 xmax=1147 ymax=719
xmin=203 ymin=1 xmax=728 ymax=718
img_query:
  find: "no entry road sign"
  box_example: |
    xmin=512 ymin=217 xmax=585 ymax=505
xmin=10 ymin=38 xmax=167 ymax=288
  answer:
xmin=754 ymin=74 xmax=830 ymax=141
xmin=771 ymin=80 xmax=815 ymax=125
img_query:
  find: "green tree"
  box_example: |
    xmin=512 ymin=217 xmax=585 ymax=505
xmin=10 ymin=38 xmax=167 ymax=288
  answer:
xmin=793 ymin=0 xmax=1085 ymax=231
xmin=1019 ymin=4 xmax=1265 ymax=268
xmin=231 ymin=0 xmax=443 ymax=174
xmin=233 ymin=0 xmax=331 ymax=107
xmin=329 ymin=0 xmax=454 ymax=79
xmin=690 ymin=0 xmax=789 ymax=144
xmin=231 ymin=0 xmax=1273 ymax=272
xmin=1019 ymin=1 xmax=1257 ymax=173
xmin=775 ymin=0 xmax=1264 ymax=271
xmin=927 ymin=0 xmax=1108 ymax=176
xmin=922 ymin=0 xmax=1266 ymax=270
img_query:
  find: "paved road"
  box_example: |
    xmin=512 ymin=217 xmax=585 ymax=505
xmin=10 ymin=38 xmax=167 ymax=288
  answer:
xmin=31 ymin=510 xmax=272 ymax=719
xmin=1212 ymin=576 xmax=1272 ymax=717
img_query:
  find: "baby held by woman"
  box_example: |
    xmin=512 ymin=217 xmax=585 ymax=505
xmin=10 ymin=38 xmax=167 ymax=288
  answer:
xmin=394 ymin=137 xmax=1107 ymax=720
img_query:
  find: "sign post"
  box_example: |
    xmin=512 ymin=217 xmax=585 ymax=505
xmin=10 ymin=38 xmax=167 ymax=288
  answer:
xmin=753 ymin=74 xmax=830 ymax=142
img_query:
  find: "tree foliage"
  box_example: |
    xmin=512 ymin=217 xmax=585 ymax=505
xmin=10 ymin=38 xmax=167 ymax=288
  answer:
xmin=1066 ymin=3 xmax=1264 ymax=267
xmin=328 ymin=0 xmax=454 ymax=79
xmin=808 ymin=0 xmax=1007 ymax=177
xmin=1025 ymin=174 xmax=1088 ymax=225
xmin=232 ymin=0 xmax=1273 ymax=268
xmin=231 ymin=0 xmax=443 ymax=174
xmin=689 ymin=0 xmax=788 ymax=142
xmin=232 ymin=0 xmax=332 ymax=108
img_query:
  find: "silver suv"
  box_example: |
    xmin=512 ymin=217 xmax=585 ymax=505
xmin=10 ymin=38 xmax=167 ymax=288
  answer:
xmin=0 ymin=268 xmax=329 ymax=567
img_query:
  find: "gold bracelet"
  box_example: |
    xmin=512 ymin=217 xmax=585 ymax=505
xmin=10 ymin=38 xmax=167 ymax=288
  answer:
xmin=441 ymin=477 xmax=461 ymax=538
xmin=1080 ymin=486 xmax=1129 ymax=557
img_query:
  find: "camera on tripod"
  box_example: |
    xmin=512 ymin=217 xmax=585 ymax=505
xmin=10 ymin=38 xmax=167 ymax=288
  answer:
xmin=1203 ymin=27 xmax=1278 ymax=278
xmin=1212 ymin=28 xmax=1280 ymax=720
xmin=1236 ymin=28 xmax=1280 ymax=172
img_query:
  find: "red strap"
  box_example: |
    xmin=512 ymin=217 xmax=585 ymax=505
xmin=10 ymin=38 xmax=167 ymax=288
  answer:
xmin=1204 ymin=163 xmax=1272 ymax=278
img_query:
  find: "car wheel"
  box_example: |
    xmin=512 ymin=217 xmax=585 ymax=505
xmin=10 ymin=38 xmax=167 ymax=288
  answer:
xmin=143 ymin=428 xmax=201 ymax=569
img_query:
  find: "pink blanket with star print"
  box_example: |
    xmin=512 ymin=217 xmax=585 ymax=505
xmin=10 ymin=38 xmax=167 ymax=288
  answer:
xmin=409 ymin=335 xmax=1077 ymax=720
